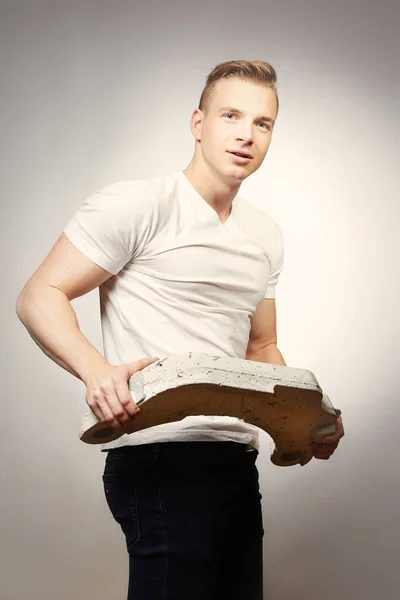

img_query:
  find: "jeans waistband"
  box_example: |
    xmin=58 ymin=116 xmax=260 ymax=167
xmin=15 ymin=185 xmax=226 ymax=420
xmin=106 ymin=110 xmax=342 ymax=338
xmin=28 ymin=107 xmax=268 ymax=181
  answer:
xmin=106 ymin=441 xmax=258 ymax=459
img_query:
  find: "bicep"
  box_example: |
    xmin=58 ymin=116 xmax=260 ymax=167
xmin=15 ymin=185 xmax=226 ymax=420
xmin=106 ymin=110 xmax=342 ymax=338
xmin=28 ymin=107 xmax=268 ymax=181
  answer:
xmin=19 ymin=233 xmax=114 ymax=301
xmin=247 ymin=298 xmax=278 ymax=354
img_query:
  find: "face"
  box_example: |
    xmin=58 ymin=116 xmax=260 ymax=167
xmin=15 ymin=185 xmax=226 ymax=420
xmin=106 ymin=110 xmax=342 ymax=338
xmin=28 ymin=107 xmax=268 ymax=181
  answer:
xmin=191 ymin=77 xmax=278 ymax=184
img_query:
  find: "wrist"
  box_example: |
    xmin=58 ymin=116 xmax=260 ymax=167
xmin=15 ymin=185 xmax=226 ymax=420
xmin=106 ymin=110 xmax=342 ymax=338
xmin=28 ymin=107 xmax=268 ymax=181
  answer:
xmin=78 ymin=356 xmax=111 ymax=385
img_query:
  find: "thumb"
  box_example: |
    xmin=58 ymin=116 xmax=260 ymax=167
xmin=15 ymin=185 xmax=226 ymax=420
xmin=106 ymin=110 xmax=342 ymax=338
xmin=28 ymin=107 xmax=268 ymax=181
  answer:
xmin=128 ymin=357 xmax=160 ymax=376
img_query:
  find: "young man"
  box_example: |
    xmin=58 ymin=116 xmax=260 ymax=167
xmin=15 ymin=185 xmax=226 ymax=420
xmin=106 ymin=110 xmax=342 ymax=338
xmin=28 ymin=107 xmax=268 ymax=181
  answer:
xmin=16 ymin=60 xmax=343 ymax=600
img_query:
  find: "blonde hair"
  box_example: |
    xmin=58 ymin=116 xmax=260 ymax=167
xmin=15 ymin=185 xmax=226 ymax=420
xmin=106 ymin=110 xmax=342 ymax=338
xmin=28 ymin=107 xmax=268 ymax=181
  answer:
xmin=199 ymin=59 xmax=279 ymax=114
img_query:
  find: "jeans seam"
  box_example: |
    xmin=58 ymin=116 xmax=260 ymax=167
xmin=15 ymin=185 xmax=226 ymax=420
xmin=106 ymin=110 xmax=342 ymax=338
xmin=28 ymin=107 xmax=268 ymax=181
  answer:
xmin=130 ymin=482 xmax=140 ymax=548
xmin=157 ymin=475 xmax=168 ymax=599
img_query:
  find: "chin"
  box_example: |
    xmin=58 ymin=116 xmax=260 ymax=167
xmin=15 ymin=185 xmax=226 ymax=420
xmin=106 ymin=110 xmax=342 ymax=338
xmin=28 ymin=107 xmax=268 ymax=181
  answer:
xmin=212 ymin=162 xmax=251 ymax=185
xmin=228 ymin=167 xmax=252 ymax=183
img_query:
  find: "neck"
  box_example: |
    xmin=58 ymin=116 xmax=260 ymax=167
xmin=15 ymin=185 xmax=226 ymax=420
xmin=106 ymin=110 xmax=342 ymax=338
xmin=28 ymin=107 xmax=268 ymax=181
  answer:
xmin=183 ymin=153 xmax=241 ymax=220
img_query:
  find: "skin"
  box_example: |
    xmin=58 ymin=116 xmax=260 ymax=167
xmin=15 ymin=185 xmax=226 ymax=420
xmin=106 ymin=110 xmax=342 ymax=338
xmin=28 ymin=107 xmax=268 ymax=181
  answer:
xmin=184 ymin=76 xmax=344 ymax=459
xmin=16 ymin=74 xmax=344 ymax=458
xmin=184 ymin=76 xmax=279 ymax=222
xmin=312 ymin=415 xmax=344 ymax=459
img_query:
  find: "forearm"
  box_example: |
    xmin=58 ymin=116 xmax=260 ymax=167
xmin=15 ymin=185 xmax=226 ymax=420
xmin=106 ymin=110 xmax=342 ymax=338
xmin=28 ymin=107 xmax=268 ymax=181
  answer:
xmin=16 ymin=285 xmax=109 ymax=382
xmin=245 ymin=343 xmax=287 ymax=366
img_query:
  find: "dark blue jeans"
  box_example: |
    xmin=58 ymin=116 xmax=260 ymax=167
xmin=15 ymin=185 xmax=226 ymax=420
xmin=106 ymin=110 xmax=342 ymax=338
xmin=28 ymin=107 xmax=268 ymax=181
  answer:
xmin=102 ymin=441 xmax=264 ymax=600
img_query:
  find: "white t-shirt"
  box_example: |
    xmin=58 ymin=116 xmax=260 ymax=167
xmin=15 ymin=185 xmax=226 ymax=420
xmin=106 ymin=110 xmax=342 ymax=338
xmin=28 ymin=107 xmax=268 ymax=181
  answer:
xmin=64 ymin=171 xmax=284 ymax=451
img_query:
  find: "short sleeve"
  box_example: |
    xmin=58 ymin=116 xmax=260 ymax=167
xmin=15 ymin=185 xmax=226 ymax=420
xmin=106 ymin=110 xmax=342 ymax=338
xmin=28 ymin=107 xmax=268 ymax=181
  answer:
xmin=264 ymin=225 xmax=284 ymax=299
xmin=63 ymin=181 xmax=155 ymax=275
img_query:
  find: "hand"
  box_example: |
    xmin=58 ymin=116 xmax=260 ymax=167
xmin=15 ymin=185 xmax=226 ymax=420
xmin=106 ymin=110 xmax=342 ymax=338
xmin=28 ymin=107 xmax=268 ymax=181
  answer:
xmin=311 ymin=415 xmax=345 ymax=460
xmin=83 ymin=357 xmax=159 ymax=427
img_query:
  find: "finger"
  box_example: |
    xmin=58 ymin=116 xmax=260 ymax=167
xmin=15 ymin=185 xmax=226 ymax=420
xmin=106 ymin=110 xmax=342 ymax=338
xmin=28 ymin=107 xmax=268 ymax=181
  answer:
xmin=320 ymin=432 xmax=341 ymax=443
xmin=115 ymin=381 xmax=140 ymax=418
xmin=336 ymin=416 xmax=345 ymax=435
xmin=315 ymin=448 xmax=335 ymax=457
xmin=314 ymin=451 xmax=332 ymax=458
xmin=91 ymin=392 xmax=116 ymax=424
xmin=311 ymin=448 xmax=335 ymax=459
xmin=94 ymin=382 xmax=130 ymax=425
xmin=321 ymin=441 xmax=338 ymax=448
xmin=86 ymin=393 xmax=104 ymax=422
xmin=105 ymin=388 xmax=134 ymax=426
xmin=132 ymin=357 xmax=160 ymax=373
xmin=321 ymin=437 xmax=338 ymax=444
xmin=322 ymin=418 xmax=345 ymax=443
xmin=312 ymin=442 xmax=337 ymax=452
xmin=312 ymin=445 xmax=335 ymax=456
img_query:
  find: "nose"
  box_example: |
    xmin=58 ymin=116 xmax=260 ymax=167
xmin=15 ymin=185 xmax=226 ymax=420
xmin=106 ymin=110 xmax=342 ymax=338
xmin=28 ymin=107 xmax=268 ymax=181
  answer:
xmin=236 ymin=129 xmax=253 ymax=144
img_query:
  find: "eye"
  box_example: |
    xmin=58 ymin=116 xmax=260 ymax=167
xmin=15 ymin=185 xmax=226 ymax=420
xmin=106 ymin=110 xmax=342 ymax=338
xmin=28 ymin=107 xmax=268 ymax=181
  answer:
xmin=257 ymin=121 xmax=271 ymax=130
xmin=224 ymin=113 xmax=237 ymax=120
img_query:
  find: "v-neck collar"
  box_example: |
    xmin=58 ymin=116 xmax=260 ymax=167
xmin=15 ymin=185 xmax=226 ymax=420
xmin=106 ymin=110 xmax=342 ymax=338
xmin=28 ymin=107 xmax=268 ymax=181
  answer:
xmin=175 ymin=171 xmax=237 ymax=227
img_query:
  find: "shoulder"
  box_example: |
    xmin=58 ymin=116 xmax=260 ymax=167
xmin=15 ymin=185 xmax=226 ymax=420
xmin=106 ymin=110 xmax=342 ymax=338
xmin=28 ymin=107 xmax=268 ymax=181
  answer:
xmin=102 ymin=171 xmax=179 ymax=205
xmin=88 ymin=178 xmax=156 ymax=208
xmin=85 ymin=172 xmax=178 ymax=218
xmin=235 ymin=195 xmax=284 ymax=249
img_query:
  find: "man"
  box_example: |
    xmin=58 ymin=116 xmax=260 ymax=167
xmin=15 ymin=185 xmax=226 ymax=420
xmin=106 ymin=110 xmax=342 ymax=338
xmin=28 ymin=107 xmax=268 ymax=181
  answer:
xmin=16 ymin=60 xmax=344 ymax=600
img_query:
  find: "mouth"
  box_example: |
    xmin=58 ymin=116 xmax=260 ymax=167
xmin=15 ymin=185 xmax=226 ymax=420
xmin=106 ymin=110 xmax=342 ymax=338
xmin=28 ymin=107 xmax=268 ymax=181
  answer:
xmin=228 ymin=150 xmax=253 ymax=159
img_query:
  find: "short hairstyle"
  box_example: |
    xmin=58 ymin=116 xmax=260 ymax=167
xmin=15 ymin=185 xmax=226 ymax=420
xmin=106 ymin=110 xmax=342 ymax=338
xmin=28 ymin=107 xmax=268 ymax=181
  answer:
xmin=198 ymin=60 xmax=279 ymax=114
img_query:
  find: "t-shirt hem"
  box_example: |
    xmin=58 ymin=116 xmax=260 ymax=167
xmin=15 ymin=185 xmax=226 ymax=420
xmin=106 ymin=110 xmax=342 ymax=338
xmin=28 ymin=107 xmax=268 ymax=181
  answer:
xmin=100 ymin=429 xmax=260 ymax=452
xmin=63 ymin=223 xmax=122 ymax=275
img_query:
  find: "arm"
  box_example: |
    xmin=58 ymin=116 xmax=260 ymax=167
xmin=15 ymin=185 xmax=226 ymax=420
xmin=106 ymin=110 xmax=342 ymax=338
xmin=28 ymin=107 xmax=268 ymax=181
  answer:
xmin=245 ymin=298 xmax=286 ymax=366
xmin=16 ymin=232 xmax=158 ymax=425
xmin=16 ymin=233 xmax=113 ymax=382
xmin=247 ymin=299 xmax=345 ymax=460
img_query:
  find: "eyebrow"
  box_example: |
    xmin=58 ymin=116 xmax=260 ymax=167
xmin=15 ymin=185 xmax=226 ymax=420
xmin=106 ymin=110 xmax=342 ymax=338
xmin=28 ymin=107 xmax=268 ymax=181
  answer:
xmin=218 ymin=106 xmax=275 ymax=124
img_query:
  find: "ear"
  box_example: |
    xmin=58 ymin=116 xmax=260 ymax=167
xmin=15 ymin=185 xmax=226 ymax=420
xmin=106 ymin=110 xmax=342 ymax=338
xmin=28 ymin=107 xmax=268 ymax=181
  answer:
xmin=189 ymin=108 xmax=204 ymax=141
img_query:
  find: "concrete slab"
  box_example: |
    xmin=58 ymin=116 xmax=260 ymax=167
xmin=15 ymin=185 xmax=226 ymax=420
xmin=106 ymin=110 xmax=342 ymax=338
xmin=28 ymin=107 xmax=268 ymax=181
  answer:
xmin=80 ymin=353 xmax=341 ymax=467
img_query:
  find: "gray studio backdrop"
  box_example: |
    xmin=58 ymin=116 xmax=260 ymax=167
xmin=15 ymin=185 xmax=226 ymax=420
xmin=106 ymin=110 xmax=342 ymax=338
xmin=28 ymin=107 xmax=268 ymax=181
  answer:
xmin=1 ymin=1 xmax=399 ymax=599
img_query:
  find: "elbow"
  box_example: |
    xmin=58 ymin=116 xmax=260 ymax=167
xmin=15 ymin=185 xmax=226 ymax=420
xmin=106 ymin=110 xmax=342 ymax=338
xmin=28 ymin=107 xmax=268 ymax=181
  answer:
xmin=15 ymin=288 xmax=28 ymax=323
xmin=15 ymin=284 xmax=35 ymax=324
